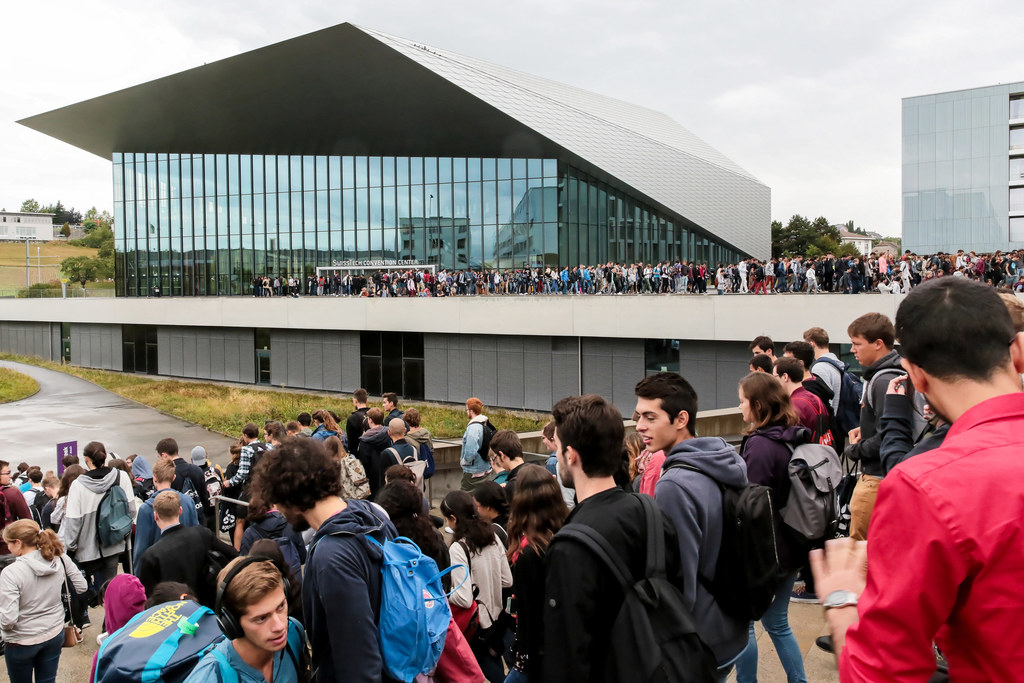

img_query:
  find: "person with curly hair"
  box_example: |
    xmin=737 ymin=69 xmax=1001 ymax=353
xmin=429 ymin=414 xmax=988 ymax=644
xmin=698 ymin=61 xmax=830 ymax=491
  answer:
xmin=253 ymin=436 xmax=396 ymax=682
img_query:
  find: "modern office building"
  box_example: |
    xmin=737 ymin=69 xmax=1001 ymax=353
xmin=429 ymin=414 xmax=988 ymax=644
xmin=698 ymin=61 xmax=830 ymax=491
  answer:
xmin=902 ymin=81 xmax=1024 ymax=254
xmin=6 ymin=23 xmax=779 ymax=414
xmin=19 ymin=22 xmax=769 ymax=297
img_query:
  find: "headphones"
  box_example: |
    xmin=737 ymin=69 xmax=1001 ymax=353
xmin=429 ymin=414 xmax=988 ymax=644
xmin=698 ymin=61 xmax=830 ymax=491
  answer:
xmin=215 ymin=556 xmax=291 ymax=641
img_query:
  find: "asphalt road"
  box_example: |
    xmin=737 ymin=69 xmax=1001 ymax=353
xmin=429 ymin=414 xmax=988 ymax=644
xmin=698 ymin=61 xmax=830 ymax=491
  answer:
xmin=0 ymin=360 xmax=236 ymax=473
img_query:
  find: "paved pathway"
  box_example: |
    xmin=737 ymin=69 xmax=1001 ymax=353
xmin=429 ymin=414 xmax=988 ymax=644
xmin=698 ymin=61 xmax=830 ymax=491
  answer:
xmin=0 ymin=360 xmax=236 ymax=472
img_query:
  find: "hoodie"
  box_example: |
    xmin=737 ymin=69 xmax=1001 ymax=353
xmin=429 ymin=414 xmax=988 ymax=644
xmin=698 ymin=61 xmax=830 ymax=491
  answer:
xmin=654 ymin=436 xmax=750 ymax=665
xmin=0 ymin=550 xmax=87 ymax=645
xmin=404 ymin=426 xmax=434 ymax=455
xmin=740 ymin=425 xmax=811 ymax=572
xmin=845 ymin=349 xmax=906 ymax=476
xmin=304 ymin=498 xmax=397 ymax=683
xmin=58 ymin=467 xmax=137 ymax=564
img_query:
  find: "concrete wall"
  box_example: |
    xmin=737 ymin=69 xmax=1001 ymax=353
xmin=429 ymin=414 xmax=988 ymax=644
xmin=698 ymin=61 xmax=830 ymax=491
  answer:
xmin=158 ymin=327 xmax=256 ymax=384
xmin=70 ymin=323 xmax=121 ymax=371
xmin=0 ymin=321 xmax=60 ymax=361
xmin=0 ymin=294 xmax=904 ymax=345
xmin=270 ymin=329 xmax=361 ymax=392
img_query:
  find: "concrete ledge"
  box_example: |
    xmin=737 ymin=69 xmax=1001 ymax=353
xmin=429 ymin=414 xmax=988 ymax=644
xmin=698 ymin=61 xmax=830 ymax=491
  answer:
xmin=0 ymin=293 xmax=904 ymax=344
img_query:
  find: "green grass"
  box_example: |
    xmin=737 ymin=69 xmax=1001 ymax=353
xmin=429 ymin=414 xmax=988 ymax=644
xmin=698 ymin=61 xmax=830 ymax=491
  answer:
xmin=0 ymin=353 xmax=548 ymax=438
xmin=0 ymin=367 xmax=40 ymax=403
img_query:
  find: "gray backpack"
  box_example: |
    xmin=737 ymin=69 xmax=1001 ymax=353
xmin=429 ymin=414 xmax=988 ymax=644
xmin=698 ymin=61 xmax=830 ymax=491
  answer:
xmin=781 ymin=443 xmax=842 ymax=541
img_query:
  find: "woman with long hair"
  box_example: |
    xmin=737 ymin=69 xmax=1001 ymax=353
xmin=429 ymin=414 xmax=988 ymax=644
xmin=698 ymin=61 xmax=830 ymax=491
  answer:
xmin=310 ymin=409 xmax=340 ymax=442
xmin=734 ymin=372 xmax=809 ymax=683
xmin=376 ymin=480 xmax=450 ymax=588
xmin=471 ymin=481 xmax=510 ymax=548
xmin=0 ymin=520 xmax=87 ymax=683
xmin=47 ymin=465 xmax=85 ymax=534
xmin=504 ymin=464 xmax=568 ymax=683
xmin=442 ymin=490 xmax=512 ymax=683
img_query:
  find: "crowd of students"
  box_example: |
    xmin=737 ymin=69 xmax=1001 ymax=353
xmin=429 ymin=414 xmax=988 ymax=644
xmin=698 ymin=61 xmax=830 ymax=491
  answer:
xmin=246 ymin=248 xmax=1024 ymax=300
xmin=2 ymin=276 xmax=1023 ymax=682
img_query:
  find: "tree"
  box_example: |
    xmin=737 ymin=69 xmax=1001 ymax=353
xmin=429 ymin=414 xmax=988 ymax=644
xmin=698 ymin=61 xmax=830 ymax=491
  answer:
xmin=60 ymin=223 xmax=71 ymax=238
xmin=20 ymin=199 xmax=41 ymax=213
xmin=61 ymin=255 xmax=99 ymax=282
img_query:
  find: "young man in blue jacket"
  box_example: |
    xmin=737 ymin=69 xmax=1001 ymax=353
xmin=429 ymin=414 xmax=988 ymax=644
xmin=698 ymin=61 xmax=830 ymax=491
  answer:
xmin=256 ymin=436 xmax=397 ymax=682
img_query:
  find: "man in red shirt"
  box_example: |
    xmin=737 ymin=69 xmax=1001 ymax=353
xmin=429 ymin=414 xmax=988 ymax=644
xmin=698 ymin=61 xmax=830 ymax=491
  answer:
xmin=812 ymin=277 xmax=1024 ymax=681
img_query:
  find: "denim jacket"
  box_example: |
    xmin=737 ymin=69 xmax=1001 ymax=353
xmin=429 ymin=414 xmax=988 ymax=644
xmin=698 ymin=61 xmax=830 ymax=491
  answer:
xmin=461 ymin=416 xmax=491 ymax=474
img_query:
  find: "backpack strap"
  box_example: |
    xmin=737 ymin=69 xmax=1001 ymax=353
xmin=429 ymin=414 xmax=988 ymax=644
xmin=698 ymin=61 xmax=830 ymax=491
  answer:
xmin=864 ymin=368 xmax=904 ymax=412
xmin=212 ymin=647 xmax=239 ymax=683
xmin=555 ymin=524 xmax=633 ymax=591
xmin=661 ymin=463 xmax=723 ymax=593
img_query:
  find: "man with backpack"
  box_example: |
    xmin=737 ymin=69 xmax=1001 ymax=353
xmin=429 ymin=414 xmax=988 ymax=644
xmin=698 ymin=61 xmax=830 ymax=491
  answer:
xmin=157 ymin=437 xmax=212 ymax=528
xmin=256 ymin=436 xmax=397 ymax=682
xmin=184 ymin=557 xmax=308 ymax=682
xmin=844 ymin=313 xmax=906 ymax=542
xmin=358 ymin=408 xmax=393 ymax=500
xmin=59 ymin=441 xmax=137 ymax=604
xmin=133 ymin=458 xmax=200 ymax=571
xmin=460 ymin=397 xmax=496 ymax=492
xmin=637 ymin=373 xmax=751 ymax=676
xmin=803 ymin=327 xmax=844 ymax=420
xmin=545 ymin=394 xmax=716 ymax=681
xmin=345 ymin=389 xmax=370 ymax=451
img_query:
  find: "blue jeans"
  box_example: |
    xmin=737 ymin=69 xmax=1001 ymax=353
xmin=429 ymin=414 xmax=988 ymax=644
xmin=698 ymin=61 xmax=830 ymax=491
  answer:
xmin=4 ymin=631 xmax=64 ymax=683
xmin=505 ymin=669 xmax=529 ymax=683
xmin=735 ymin=573 xmax=807 ymax=683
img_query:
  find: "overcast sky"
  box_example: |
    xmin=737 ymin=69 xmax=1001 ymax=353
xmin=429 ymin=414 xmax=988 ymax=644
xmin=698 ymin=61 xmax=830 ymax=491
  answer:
xmin=3 ymin=0 xmax=1024 ymax=236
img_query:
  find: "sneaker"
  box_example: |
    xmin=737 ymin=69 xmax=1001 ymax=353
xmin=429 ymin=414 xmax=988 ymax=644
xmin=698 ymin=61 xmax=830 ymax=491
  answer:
xmin=790 ymin=587 xmax=819 ymax=603
xmin=81 ymin=619 xmax=92 ymax=630
xmin=815 ymin=635 xmax=834 ymax=653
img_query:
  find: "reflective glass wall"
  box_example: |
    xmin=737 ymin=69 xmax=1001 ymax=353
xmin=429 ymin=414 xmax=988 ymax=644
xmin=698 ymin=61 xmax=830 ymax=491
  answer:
xmin=112 ymin=153 xmax=744 ymax=296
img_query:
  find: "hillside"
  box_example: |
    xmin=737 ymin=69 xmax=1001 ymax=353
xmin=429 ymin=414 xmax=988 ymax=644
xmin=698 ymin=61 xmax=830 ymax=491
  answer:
xmin=0 ymin=241 xmax=99 ymax=290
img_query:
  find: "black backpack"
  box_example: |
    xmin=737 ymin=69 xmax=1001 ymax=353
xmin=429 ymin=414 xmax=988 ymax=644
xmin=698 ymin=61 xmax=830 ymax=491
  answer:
xmin=554 ymin=494 xmax=718 ymax=683
xmin=475 ymin=420 xmax=498 ymax=461
xmin=664 ymin=463 xmax=779 ymax=621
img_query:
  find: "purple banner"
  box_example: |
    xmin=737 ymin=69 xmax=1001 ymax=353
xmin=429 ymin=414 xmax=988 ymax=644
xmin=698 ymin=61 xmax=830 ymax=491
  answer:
xmin=57 ymin=441 xmax=77 ymax=476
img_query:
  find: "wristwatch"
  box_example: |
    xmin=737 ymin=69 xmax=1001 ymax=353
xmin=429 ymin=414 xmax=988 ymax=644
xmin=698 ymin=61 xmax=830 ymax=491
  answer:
xmin=823 ymin=590 xmax=859 ymax=610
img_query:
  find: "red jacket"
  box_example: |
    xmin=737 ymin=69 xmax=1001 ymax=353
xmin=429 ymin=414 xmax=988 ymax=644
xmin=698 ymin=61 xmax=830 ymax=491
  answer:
xmin=0 ymin=485 xmax=32 ymax=555
xmin=841 ymin=393 xmax=1024 ymax=682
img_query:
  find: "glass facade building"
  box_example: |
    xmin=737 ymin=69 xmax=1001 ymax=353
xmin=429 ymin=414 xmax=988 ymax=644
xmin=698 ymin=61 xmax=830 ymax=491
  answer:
xmin=112 ymin=153 xmax=744 ymax=297
xmin=903 ymin=81 xmax=1024 ymax=254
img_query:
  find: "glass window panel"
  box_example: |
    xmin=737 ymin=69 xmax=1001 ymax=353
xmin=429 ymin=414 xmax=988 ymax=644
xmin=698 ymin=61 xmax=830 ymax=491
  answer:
xmin=527 ymin=159 xmax=542 ymax=178
xmin=369 ymin=157 xmax=381 ymax=187
xmin=357 ymin=188 xmax=369 ymax=230
xmin=467 ymin=158 xmax=481 ymax=182
xmin=226 ymin=154 xmax=238 ymax=195
xmin=493 ymin=158 xmax=509 ymax=180
xmin=1011 ymin=158 xmax=1024 ymax=182
xmin=1011 ymin=217 xmax=1024 ymax=241
xmin=424 ymin=157 xmax=437 ymax=184
xmin=483 ymin=224 xmax=496 ymax=268
xmin=342 ymin=156 xmax=355 ymax=189
xmin=411 ymin=184 xmax=424 ymax=223
xmin=328 ymin=156 xmax=341 ymax=191
xmin=370 ymin=187 xmax=382 ymax=228
xmin=294 ymin=156 xmax=307 ymax=191
xmin=1011 ymin=97 xmax=1024 ymax=120
xmin=453 ymin=158 xmax=466 ymax=183
xmin=439 ymin=183 xmax=452 ymax=217
xmin=1011 ymin=128 xmax=1024 ymax=151
xmin=216 ymin=154 xmax=228 ymax=196
xmin=169 ymin=157 xmax=180 ymax=199
xmin=239 ymin=156 xmax=251 ymax=195
xmin=382 ymin=157 xmax=395 ymax=187
xmin=482 ymin=181 xmax=497 ymax=224
xmin=438 ymin=157 xmax=452 ymax=184
xmin=482 ymin=158 xmax=496 ymax=181
xmin=315 ymin=156 xmax=328 ymax=191
xmin=468 ymin=224 xmax=481 ymax=268
xmin=453 ymin=183 xmax=467 ymax=219
xmin=410 ymin=157 xmax=423 ymax=185
xmin=543 ymin=159 xmax=557 ymax=178
xmin=512 ymin=158 xmax=527 ymax=179
xmin=396 ymin=157 xmax=409 ymax=185
xmin=262 ymin=156 xmax=275 ymax=193
xmin=355 ymin=156 xmax=368 ymax=188
xmin=278 ymin=156 xmax=290 ymax=193
xmin=397 ymin=185 xmax=410 ymax=222
xmin=1011 ymin=188 xmax=1024 ymax=212
xmin=468 ymin=182 xmax=482 ymax=224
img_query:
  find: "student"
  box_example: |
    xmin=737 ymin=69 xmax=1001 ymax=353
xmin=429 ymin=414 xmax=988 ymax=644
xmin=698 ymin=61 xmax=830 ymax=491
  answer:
xmin=133 ymin=458 xmax=200 ymax=570
xmin=255 ymin=436 xmax=396 ymax=681
xmin=185 ymin=557 xmax=307 ymax=682
xmin=813 ymin=277 xmax=1024 ymax=680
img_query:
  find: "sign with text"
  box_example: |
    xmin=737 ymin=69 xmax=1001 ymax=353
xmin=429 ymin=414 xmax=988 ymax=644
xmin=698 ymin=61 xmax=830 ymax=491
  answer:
xmin=57 ymin=441 xmax=77 ymax=476
xmin=330 ymin=259 xmax=422 ymax=267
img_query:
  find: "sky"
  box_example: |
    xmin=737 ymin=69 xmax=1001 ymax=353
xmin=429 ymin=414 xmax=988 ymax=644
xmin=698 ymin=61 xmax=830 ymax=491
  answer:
xmin=2 ymin=0 xmax=1024 ymax=237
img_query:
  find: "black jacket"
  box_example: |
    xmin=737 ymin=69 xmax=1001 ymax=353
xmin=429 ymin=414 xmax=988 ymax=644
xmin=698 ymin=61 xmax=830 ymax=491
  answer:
xmin=879 ymin=393 xmax=949 ymax=475
xmin=170 ymin=457 xmax=212 ymax=525
xmin=346 ymin=407 xmax=369 ymax=454
xmin=845 ymin=349 xmax=905 ymax=476
xmin=136 ymin=524 xmax=238 ymax=608
xmin=377 ymin=440 xmax=414 ymax=490
xmin=543 ymin=488 xmax=683 ymax=682
xmin=358 ymin=426 xmax=393 ymax=498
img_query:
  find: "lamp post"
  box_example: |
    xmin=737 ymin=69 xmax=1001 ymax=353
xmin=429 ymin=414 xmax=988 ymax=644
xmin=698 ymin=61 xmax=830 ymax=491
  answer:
xmin=24 ymin=238 xmax=30 ymax=287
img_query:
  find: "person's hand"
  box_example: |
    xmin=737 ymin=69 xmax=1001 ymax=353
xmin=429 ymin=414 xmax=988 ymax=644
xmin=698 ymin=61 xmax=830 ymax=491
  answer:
xmin=809 ymin=538 xmax=868 ymax=601
xmin=886 ymin=375 xmax=907 ymax=395
xmin=848 ymin=427 xmax=861 ymax=444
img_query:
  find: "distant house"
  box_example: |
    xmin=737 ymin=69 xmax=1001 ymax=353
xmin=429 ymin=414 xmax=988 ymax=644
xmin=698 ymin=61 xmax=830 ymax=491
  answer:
xmin=839 ymin=229 xmax=873 ymax=256
xmin=872 ymin=241 xmax=900 ymax=258
xmin=0 ymin=211 xmax=54 ymax=241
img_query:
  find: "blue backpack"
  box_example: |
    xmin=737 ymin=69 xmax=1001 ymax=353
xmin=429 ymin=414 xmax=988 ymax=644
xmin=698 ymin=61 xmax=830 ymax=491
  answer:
xmin=96 ymin=476 xmax=133 ymax=550
xmin=94 ymin=600 xmax=224 ymax=683
xmin=812 ymin=357 xmax=864 ymax=434
xmin=366 ymin=535 xmax=462 ymax=681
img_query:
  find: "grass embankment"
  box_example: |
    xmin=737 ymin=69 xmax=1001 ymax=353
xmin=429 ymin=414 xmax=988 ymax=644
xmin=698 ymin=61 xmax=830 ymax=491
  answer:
xmin=0 ymin=367 xmax=40 ymax=403
xmin=0 ymin=353 xmax=548 ymax=438
xmin=0 ymin=241 xmax=99 ymax=289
